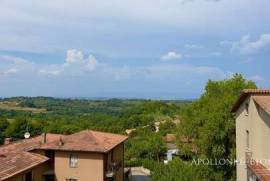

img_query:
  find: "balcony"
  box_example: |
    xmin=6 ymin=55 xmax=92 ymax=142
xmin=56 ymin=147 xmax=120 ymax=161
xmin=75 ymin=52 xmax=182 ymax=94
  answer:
xmin=105 ymin=161 xmax=122 ymax=178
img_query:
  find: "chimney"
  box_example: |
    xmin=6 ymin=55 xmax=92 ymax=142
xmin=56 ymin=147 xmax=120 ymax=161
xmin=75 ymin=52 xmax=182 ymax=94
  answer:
xmin=41 ymin=133 xmax=47 ymax=144
xmin=4 ymin=138 xmax=12 ymax=145
xmin=59 ymin=136 xmax=64 ymax=146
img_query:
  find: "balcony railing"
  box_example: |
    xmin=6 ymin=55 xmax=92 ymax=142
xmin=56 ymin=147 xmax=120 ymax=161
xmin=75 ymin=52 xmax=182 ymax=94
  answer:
xmin=105 ymin=161 xmax=122 ymax=178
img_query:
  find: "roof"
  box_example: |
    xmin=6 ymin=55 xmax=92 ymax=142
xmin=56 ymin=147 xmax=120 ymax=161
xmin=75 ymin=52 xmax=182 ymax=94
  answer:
xmin=0 ymin=133 xmax=62 ymax=155
xmin=0 ymin=130 xmax=127 ymax=180
xmin=253 ymin=96 xmax=270 ymax=116
xmin=164 ymin=134 xmax=176 ymax=143
xmin=0 ymin=152 xmax=49 ymax=180
xmin=248 ymin=160 xmax=270 ymax=181
xmin=231 ymin=89 xmax=270 ymax=113
xmin=39 ymin=130 xmax=128 ymax=153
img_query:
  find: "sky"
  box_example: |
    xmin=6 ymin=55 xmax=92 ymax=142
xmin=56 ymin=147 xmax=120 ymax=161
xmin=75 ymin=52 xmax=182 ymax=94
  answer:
xmin=0 ymin=0 xmax=270 ymax=99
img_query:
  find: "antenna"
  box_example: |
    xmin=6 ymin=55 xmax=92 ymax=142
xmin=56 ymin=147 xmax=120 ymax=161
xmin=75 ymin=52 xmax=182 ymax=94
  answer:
xmin=24 ymin=118 xmax=31 ymax=139
xmin=24 ymin=132 xmax=30 ymax=139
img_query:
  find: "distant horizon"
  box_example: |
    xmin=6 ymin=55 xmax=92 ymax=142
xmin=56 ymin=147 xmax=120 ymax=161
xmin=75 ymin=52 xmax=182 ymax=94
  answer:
xmin=0 ymin=93 xmax=198 ymax=101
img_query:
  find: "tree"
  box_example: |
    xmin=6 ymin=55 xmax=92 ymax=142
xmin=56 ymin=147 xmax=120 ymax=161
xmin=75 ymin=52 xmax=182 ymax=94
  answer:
xmin=178 ymin=74 xmax=256 ymax=180
xmin=0 ymin=119 xmax=9 ymax=144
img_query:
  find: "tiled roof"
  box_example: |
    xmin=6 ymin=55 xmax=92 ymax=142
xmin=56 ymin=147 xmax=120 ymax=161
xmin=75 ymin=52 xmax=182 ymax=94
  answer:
xmin=0 ymin=133 xmax=62 ymax=155
xmin=39 ymin=130 xmax=128 ymax=153
xmin=253 ymin=96 xmax=270 ymax=116
xmin=0 ymin=152 xmax=49 ymax=180
xmin=0 ymin=130 xmax=127 ymax=180
xmin=248 ymin=160 xmax=270 ymax=181
xmin=231 ymin=89 xmax=270 ymax=112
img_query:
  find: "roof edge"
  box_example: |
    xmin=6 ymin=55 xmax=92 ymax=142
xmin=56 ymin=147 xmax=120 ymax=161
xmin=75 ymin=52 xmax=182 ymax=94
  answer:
xmin=231 ymin=89 xmax=270 ymax=113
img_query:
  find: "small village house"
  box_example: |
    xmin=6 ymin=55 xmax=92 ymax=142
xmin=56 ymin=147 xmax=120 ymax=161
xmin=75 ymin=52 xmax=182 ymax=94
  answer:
xmin=0 ymin=130 xmax=128 ymax=181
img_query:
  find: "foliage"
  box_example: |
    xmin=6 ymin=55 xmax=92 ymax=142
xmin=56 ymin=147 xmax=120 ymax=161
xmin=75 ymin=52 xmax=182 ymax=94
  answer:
xmin=125 ymin=127 xmax=167 ymax=166
xmin=178 ymin=74 xmax=256 ymax=179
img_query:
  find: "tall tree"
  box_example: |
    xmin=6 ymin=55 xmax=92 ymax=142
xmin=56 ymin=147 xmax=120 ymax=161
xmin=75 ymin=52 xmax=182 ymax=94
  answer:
xmin=178 ymin=74 xmax=256 ymax=179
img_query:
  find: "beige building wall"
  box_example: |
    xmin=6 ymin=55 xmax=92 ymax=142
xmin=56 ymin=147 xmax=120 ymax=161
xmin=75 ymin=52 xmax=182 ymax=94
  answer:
xmin=54 ymin=151 xmax=104 ymax=181
xmin=236 ymin=95 xmax=270 ymax=181
xmin=249 ymin=100 xmax=270 ymax=169
xmin=236 ymin=96 xmax=250 ymax=181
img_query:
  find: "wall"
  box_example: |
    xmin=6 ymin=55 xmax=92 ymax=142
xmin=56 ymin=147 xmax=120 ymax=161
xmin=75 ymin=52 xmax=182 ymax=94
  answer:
xmin=236 ymin=95 xmax=270 ymax=181
xmin=235 ymin=96 xmax=250 ymax=181
xmin=250 ymin=99 xmax=270 ymax=169
xmin=54 ymin=151 xmax=104 ymax=181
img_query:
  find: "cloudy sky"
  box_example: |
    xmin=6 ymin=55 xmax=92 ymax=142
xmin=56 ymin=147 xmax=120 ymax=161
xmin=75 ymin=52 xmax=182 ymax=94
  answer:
xmin=0 ymin=0 xmax=269 ymax=99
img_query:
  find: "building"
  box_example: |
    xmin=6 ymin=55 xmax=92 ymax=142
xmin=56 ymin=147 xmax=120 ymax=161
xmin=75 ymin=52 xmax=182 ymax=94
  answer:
xmin=163 ymin=134 xmax=179 ymax=162
xmin=232 ymin=89 xmax=270 ymax=181
xmin=0 ymin=130 xmax=128 ymax=181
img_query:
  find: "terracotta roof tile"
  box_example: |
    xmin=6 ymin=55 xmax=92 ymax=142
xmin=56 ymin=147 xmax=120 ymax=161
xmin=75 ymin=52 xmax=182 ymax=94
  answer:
xmin=0 ymin=152 xmax=49 ymax=180
xmin=39 ymin=130 xmax=128 ymax=153
xmin=0 ymin=130 xmax=127 ymax=180
xmin=0 ymin=133 xmax=63 ymax=155
xmin=253 ymin=96 xmax=270 ymax=116
xmin=231 ymin=89 xmax=270 ymax=112
xmin=248 ymin=160 xmax=270 ymax=181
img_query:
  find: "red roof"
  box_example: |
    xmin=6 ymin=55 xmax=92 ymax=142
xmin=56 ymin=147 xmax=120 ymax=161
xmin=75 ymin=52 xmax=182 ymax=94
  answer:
xmin=253 ymin=96 xmax=270 ymax=116
xmin=0 ymin=133 xmax=62 ymax=155
xmin=39 ymin=130 xmax=128 ymax=153
xmin=231 ymin=89 xmax=270 ymax=112
xmin=248 ymin=160 xmax=270 ymax=181
xmin=0 ymin=130 xmax=127 ymax=180
xmin=0 ymin=152 xmax=49 ymax=180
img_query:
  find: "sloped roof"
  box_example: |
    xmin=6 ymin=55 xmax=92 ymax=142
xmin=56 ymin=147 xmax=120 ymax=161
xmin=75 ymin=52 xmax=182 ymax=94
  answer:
xmin=253 ymin=96 xmax=270 ymax=116
xmin=231 ymin=89 xmax=270 ymax=113
xmin=248 ymin=160 xmax=270 ymax=181
xmin=0 ymin=130 xmax=127 ymax=180
xmin=0 ymin=133 xmax=62 ymax=155
xmin=0 ymin=152 xmax=49 ymax=180
xmin=39 ymin=130 xmax=128 ymax=153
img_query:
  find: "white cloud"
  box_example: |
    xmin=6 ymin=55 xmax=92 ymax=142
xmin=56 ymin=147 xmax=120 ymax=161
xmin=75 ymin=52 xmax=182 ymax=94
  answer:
xmin=0 ymin=52 xmax=230 ymax=97
xmin=232 ymin=34 xmax=270 ymax=54
xmin=65 ymin=49 xmax=84 ymax=64
xmin=249 ymin=75 xmax=265 ymax=83
xmin=1 ymin=0 xmax=268 ymax=54
xmin=40 ymin=49 xmax=98 ymax=76
xmin=161 ymin=51 xmax=183 ymax=61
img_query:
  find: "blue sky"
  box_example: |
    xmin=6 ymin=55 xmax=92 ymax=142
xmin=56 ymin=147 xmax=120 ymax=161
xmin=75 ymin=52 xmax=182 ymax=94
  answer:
xmin=0 ymin=0 xmax=270 ymax=99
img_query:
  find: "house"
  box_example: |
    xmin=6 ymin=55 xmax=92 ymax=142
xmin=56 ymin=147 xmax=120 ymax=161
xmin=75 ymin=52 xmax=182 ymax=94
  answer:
xmin=0 ymin=130 xmax=128 ymax=181
xmin=232 ymin=89 xmax=270 ymax=181
xmin=163 ymin=134 xmax=179 ymax=162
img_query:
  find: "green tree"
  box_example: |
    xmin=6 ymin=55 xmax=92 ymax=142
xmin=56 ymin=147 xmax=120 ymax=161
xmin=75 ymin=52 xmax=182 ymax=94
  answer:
xmin=178 ymin=74 xmax=256 ymax=180
xmin=0 ymin=119 xmax=9 ymax=144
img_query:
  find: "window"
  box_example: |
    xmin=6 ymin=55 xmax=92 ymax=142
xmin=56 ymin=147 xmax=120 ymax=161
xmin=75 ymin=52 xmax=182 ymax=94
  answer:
xmin=246 ymin=130 xmax=250 ymax=150
xmin=24 ymin=171 xmax=32 ymax=181
xmin=69 ymin=154 xmax=78 ymax=168
xmin=66 ymin=179 xmax=77 ymax=181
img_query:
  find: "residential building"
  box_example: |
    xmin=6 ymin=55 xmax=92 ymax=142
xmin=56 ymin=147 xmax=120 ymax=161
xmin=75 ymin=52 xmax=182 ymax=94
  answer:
xmin=0 ymin=130 xmax=128 ymax=181
xmin=232 ymin=89 xmax=270 ymax=181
